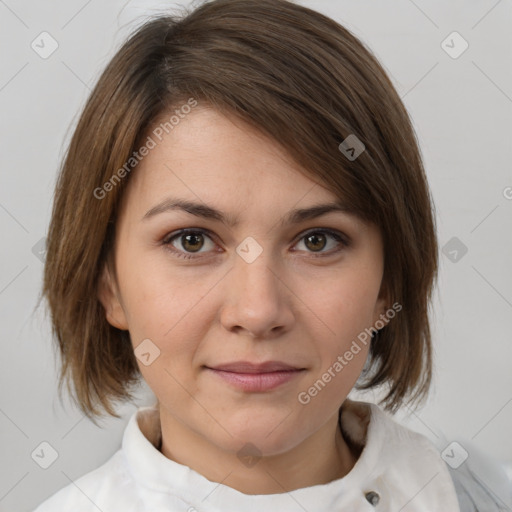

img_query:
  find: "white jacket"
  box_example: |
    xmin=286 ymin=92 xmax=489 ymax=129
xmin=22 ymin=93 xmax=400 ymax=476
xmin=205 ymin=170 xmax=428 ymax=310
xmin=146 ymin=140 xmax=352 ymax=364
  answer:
xmin=33 ymin=399 xmax=462 ymax=511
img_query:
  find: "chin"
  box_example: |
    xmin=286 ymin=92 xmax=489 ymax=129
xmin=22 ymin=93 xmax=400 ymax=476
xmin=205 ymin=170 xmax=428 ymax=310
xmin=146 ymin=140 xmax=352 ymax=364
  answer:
xmin=217 ymin=421 xmax=303 ymax=458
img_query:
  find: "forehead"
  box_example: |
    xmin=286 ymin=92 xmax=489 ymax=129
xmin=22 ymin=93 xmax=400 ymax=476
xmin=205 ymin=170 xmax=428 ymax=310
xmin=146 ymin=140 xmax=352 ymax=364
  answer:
xmin=120 ymin=107 xmax=343 ymax=218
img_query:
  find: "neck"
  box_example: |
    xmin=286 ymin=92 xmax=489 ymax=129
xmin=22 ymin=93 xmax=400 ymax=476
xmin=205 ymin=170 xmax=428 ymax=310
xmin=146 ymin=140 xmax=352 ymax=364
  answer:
xmin=158 ymin=407 xmax=360 ymax=495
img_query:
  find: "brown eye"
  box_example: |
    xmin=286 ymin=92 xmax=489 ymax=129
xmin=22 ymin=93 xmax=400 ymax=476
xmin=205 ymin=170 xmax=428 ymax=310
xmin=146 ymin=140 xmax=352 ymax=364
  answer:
xmin=163 ymin=227 xmax=348 ymax=261
xmin=163 ymin=229 xmax=217 ymax=259
xmin=181 ymin=232 xmax=205 ymax=252
xmin=304 ymin=232 xmax=327 ymax=252
xmin=294 ymin=229 xmax=348 ymax=257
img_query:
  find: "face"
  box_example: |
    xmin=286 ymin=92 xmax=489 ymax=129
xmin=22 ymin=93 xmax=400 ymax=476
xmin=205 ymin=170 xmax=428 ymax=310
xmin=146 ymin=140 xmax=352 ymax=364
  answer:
xmin=99 ymin=105 xmax=387 ymax=456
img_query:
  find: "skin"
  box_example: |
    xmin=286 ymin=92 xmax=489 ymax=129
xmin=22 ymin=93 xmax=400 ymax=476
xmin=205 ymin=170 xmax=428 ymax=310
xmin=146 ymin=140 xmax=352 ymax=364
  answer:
xmin=98 ymin=105 xmax=387 ymax=495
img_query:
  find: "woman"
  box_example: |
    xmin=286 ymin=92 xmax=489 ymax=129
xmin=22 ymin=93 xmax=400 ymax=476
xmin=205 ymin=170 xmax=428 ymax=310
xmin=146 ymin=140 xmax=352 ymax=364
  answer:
xmin=35 ymin=0 xmax=500 ymax=509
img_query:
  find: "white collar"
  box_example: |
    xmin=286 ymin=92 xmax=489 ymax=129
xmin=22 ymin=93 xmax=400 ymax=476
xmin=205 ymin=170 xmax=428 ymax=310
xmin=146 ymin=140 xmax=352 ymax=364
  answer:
xmin=121 ymin=398 xmax=460 ymax=511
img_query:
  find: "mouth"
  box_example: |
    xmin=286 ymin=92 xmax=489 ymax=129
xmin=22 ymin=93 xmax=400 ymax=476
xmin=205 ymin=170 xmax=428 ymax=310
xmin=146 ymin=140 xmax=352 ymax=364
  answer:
xmin=204 ymin=361 xmax=306 ymax=392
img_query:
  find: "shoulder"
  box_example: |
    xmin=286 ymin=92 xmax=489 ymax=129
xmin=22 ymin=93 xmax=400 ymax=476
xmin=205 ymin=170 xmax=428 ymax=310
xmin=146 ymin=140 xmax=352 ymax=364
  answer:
xmin=342 ymin=400 xmax=512 ymax=512
xmin=341 ymin=399 xmax=446 ymax=463
xmin=442 ymin=441 xmax=512 ymax=512
xmin=32 ymin=450 xmax=138 ymax=512
xmin=341 ymin=399 xmax=461 ymax=510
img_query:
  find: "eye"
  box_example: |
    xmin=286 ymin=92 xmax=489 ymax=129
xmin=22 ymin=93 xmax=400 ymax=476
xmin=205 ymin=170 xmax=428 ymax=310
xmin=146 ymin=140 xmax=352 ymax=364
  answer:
xmin=162 ymin=228 xmax=349 ymax=260
xmin=163 ymin=229 xmax=217 ymax=259
xmin=293 ymin=229 xmax=348 ymax=257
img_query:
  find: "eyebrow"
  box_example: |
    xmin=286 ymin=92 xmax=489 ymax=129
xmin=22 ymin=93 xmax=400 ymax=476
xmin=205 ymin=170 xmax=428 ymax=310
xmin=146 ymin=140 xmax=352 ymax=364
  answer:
xmin=141 ymin=197 xmax=355 ymax=227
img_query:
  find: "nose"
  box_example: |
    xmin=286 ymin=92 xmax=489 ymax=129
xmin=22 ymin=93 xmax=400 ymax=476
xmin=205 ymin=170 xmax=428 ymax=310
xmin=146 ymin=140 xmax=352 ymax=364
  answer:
xmin=219 ymin=243 xmax=295 ymax=339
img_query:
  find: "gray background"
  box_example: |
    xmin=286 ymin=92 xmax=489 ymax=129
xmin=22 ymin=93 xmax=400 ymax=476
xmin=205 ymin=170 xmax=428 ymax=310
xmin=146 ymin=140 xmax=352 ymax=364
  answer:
xmin=0 ymin=0 xmax=511 ymax=510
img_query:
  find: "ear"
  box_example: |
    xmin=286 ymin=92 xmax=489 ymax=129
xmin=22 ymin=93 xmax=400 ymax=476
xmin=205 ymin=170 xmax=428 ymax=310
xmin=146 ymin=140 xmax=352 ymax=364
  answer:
xmin=97 ymin=264 xmax=129 ymax=330
xmin=372 ymin=280 xmax=389 ymax=325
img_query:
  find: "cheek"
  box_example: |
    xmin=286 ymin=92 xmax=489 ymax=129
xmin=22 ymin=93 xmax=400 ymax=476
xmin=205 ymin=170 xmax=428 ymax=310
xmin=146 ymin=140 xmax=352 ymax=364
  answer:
xmin=310 ymin=270 xmax=381 ymax=333
xmin=127 ymin=286 xmax=205 ymax=406
xmin=120 ymin=262 xmax=219 ymax=372
xmin=304 ymin=270 xmax=380 ymax=373
xmin=116 ymin=249 xmax=199 ymax=333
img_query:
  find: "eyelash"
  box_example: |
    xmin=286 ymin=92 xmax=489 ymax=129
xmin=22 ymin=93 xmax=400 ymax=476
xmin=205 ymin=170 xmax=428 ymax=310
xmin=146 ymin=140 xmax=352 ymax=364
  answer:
xmin=162 ymin=228 xmax=349 ymax=260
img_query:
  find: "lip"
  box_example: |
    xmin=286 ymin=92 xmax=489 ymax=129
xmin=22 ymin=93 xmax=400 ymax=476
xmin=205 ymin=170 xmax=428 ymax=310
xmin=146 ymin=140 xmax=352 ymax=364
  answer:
xmin=207 ymin=361 xmax=303 ymax=373
xmin=204 ymin=361 xmax=306 ymax=392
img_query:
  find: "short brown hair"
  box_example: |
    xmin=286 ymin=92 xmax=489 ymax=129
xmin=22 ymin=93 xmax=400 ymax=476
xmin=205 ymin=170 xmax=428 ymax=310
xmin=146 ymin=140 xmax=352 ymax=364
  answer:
xmin=39 ymin=0 xmax=438 ymax=422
